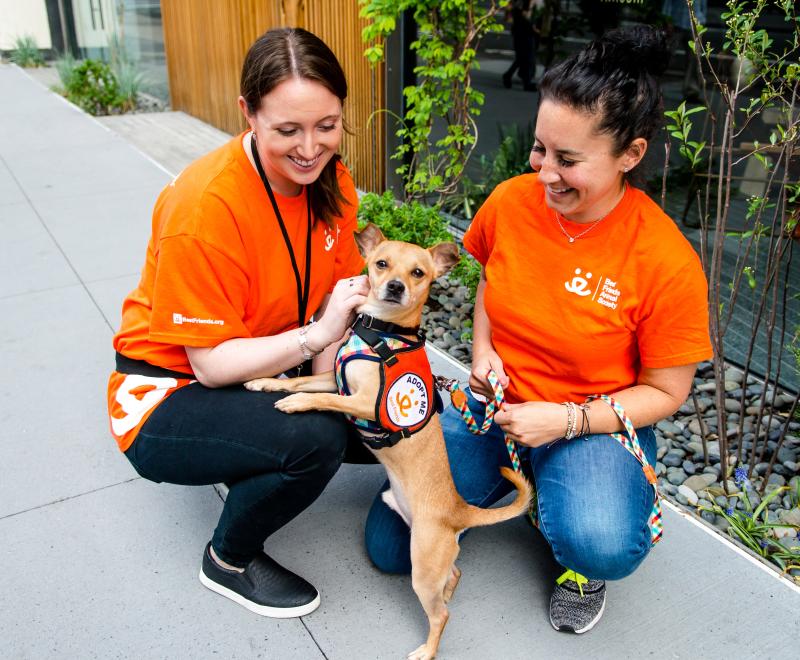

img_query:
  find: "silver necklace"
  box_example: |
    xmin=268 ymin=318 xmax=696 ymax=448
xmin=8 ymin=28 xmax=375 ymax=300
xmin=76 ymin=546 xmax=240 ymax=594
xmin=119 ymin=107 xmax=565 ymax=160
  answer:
xmin=551 ymin=184 xmax=626 ymax=243
xmin=553 ymin=210 xmax=609 ymax=243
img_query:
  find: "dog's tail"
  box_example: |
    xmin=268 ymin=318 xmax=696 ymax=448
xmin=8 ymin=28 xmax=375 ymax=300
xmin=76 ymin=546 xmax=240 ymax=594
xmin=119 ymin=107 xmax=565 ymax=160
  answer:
xmin=459 ymin=467 xmax=532 ymax=529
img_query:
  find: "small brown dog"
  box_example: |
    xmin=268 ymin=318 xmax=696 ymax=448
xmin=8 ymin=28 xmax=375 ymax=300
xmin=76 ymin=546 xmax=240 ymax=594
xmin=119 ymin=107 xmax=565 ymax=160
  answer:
xmin=245 ymin=224 xmax=531 ymax=660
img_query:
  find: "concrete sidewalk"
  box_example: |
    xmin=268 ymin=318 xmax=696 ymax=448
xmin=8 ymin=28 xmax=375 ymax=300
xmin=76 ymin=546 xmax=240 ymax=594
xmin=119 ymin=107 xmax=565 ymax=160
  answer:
xmin=1 ymin=63 xmax=798 ymax=659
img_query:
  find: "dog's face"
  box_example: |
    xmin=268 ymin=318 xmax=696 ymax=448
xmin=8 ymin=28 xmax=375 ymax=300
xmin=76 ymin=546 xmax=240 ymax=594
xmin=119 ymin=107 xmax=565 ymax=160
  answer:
xmin=355 ymin=223 xmax=460 ymax=326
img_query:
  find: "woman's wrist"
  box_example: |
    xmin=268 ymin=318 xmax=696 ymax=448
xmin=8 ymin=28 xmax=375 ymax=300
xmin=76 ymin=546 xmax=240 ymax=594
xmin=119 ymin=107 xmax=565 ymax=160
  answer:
xmin=303 ymin=321 xmax=332 ymax=355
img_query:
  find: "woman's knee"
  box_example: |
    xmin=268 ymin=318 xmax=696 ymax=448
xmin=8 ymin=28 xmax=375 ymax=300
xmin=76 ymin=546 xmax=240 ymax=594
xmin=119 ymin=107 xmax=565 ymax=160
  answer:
xmin=547 ymin=517 xmax=651 ymax=580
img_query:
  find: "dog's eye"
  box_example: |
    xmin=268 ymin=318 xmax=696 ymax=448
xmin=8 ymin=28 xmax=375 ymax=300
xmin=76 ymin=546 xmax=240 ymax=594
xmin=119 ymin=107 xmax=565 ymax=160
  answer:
xmin=411 ymin=268 xmax=425 ymax=278
xmin=375 ymin=260 xmax=388 ymax=269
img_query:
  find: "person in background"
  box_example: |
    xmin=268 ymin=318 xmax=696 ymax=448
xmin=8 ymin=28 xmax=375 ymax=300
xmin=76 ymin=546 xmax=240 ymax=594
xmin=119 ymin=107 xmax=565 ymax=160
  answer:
xmin=107 ymin=27 xmax=368 ymax=619
xmin=366 ymin=25 xmax=711 ymax=635
xmin=502 ymin=0 xmax=541 ymax=91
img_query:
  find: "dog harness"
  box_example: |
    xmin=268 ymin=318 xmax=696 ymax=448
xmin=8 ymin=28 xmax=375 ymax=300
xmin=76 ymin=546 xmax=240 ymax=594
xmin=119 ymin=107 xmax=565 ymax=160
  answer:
xmin=335 ymin=314 xmax=442 ymax=450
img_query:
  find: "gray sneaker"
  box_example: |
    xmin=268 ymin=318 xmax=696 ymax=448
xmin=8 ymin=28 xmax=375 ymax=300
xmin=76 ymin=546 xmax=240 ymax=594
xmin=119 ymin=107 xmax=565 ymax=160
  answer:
xmin=549 ymin=569 xmax=606 ymax=634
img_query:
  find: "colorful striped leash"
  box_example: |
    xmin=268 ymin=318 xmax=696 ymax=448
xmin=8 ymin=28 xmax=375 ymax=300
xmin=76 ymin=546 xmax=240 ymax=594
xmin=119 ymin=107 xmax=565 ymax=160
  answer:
xmin=436 ymin=375 xmax=663 ymax=545
xmin=438 ymin=370 xmax=536 ymax=523
xmin=587 ymin=394 xmax=663 ymax=546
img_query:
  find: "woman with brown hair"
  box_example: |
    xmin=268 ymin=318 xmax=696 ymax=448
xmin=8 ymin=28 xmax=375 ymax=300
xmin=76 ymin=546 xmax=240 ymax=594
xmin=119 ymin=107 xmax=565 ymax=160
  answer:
xmin=106 ymin=28 xmax=368 ymax=618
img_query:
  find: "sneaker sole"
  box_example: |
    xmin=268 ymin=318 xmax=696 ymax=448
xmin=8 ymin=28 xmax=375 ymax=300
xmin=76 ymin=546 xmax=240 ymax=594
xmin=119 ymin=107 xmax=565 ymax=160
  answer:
xmin=549 ymin=595 xmax=606 ymax=635
xmin=199 ymin=569 xmax=321 ymax=618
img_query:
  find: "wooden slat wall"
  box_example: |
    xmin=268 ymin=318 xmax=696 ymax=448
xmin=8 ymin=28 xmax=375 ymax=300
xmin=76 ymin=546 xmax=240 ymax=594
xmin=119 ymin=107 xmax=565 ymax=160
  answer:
xmin=305 ymin=2 xmax=385 ymax=193
xmin=161 ymin=0 xmax=385 ymax=192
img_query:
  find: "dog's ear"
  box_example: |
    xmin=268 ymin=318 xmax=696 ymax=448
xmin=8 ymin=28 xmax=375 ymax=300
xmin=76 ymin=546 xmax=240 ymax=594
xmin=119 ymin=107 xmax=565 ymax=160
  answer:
xmin=428 ymin=242 xmax=460 ymax=278
xmin=355 ymin=223 xmax=386 ymax=259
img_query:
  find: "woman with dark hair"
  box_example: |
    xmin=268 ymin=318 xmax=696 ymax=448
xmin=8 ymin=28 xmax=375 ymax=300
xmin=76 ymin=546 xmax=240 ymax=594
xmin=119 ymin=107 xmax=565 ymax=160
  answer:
xmin=107 ymin=28 xmax=368 ymax=618
xmin=366 ymin=26 xmax=711 ymax=634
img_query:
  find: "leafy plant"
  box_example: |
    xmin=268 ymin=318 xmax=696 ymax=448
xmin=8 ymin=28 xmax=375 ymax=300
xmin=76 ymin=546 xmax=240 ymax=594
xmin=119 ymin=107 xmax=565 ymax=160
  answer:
xmin=64 ymin=60 xmax=125 ymax=116
xmin=446 ymin=123 xmax=534 ymax=220
xmin=54 ymin=52 xmax=79 ymax=90
xmin=358 ymin=191 xmax=455 ymax=246
xmin=107 ymin=33 xmax=143 ymax=112
xmin=360 ymin=0 xmax=509 ymax=202
xmin=10 ymin=35 xmax=44 ymax=67
xmin=665 ymin=0 xmax=800 ymax=493
xmin=701 ymin=468 xmax=799 ymax=576
xmin=357 ymin=191 xmax=480 ymax=300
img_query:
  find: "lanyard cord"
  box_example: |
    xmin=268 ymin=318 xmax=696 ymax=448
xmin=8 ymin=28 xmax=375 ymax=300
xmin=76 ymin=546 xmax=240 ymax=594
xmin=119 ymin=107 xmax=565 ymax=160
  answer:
xmin=250 ymin=133 xmax=312 ymax=327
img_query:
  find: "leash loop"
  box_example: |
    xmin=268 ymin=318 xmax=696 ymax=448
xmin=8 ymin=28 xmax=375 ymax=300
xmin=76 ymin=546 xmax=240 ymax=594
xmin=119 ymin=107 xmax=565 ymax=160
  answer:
xmin=436 ymin=376 xmax=662 ymax=545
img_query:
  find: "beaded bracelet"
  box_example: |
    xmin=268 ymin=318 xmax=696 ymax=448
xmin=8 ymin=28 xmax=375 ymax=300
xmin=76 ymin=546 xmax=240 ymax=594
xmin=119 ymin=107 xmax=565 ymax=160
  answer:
xmin=561 ymin=401 xmax=591 ymax=440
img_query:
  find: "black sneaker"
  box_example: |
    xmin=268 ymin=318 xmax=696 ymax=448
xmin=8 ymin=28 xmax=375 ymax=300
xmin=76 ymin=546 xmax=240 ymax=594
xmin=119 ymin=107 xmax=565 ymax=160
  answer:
xmin=549 ymin=569 xmax=606 ymax=634
xmin=199 ymin=543 xmax=320 ymax=618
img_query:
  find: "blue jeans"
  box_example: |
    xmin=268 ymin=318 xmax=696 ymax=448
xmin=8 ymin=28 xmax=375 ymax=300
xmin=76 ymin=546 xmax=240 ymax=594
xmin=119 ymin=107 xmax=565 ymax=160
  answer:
xmin=365 ymin=390 xmax=657 ymax=580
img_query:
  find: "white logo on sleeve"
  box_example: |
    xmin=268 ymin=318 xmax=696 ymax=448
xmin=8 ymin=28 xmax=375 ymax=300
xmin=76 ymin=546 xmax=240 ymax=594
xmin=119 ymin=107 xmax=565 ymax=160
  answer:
xmin=172 ymin=313 xmax=225 ymax=326
xmin=323 ymin=225 xmax=342 ymax=252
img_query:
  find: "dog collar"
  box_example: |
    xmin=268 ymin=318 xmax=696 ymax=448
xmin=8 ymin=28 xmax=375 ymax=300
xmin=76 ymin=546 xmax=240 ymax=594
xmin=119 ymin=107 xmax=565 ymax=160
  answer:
xmin=352 ymin=313 xmax=421 ymax=337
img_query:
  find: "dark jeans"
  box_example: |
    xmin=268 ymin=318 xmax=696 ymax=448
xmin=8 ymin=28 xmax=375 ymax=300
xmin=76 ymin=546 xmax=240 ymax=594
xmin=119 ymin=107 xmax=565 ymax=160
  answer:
xmin=124 ymin=382 xmax=369 ymax=567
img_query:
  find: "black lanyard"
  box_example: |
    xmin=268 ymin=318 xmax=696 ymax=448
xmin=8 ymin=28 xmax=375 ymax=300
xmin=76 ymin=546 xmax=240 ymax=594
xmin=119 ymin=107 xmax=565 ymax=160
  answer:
xmin=250 ymin=134 xmax=312 ymax=328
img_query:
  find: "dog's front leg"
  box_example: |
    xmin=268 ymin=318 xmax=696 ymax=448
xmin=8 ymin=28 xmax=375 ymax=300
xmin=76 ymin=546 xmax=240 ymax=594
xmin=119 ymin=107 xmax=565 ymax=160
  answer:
xmin=275 ymin=390 xmax=376 ymax=419
xmin=244 ymin=371 xmax=337 ymax=393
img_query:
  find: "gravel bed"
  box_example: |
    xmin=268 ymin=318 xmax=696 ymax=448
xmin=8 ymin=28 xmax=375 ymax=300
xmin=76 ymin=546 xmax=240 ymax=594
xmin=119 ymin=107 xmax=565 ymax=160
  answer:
xmin=423 ymin=277 xmax=800 ymax=577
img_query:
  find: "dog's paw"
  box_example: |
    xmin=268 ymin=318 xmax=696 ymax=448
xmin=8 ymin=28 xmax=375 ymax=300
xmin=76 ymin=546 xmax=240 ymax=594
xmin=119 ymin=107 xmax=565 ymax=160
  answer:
xmin=274 ymin=393 xmax=314 ymax=413
xmin=244 ymin=378 xmax=286 ymax=392
xmin=407 ymin=645 xmax=436 ymax=660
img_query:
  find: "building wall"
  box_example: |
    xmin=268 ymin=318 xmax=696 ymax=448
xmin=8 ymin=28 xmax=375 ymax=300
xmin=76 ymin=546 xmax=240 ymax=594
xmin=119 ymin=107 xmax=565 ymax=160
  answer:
xmin=0 ymin=0 xmax=52 ymax=50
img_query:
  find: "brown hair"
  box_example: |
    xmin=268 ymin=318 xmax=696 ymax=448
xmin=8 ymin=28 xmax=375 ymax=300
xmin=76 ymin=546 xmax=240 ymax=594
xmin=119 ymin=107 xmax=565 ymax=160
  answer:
xmin=241 ymin=28 xmax=350 ymax=227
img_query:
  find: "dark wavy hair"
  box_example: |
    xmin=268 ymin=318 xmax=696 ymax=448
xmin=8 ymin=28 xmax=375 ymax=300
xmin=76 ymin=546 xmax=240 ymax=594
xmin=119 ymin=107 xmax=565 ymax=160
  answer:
xmin=240 ymin=28 xmax=349 ymax=227
xmin=539 ymin=25 xmax=670 ymax=178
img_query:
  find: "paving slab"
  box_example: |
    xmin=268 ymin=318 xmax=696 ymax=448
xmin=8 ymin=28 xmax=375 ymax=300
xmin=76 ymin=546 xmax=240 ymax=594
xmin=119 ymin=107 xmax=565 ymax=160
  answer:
xmin=0 ymin=479 xmax=323 ymax=660
xmin=0 ymin=284 xmax=129 ymax=518
xmin=0 ymin=200 xmax=78 ymax=298
xmin=1 ymin=60 xmax=799 ymax=660
xmin=32 ymin=183 xmax=161 ymax=282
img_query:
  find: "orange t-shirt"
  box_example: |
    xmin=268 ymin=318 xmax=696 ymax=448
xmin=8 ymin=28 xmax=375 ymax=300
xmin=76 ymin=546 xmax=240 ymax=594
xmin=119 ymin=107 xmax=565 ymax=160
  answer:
xmin=108 ymin=133 xmax=364 ymax=451
xmin=463 ymin=173 xmax=712 ymax=405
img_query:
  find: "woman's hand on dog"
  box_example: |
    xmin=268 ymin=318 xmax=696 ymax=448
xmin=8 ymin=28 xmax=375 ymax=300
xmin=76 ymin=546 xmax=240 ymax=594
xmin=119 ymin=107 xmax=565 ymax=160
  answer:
xmin=468 ymin=348 xmax=509 ymax=399
xmin=494 ymin=401 xmax=567 ymax=447
xmin=311 ymin=275 xmax=370 ymax=349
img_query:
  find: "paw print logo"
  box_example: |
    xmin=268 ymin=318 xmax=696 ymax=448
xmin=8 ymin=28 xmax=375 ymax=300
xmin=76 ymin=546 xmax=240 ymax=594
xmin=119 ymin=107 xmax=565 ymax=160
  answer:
xmin=564 ymin=268 xmax=593 ymax=297
xmin=386 ymin=373 xmax=429 ymax=427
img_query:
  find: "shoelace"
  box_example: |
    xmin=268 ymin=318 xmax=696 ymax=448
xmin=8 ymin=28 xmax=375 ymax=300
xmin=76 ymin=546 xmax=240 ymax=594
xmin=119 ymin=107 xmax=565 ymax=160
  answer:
xmin=556 ymin=569 xmax=590 ymax=597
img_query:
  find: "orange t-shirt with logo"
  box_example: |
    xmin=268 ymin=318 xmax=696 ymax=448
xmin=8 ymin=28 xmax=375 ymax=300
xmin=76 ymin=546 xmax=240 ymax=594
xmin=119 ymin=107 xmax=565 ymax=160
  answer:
xmin=463 ymin=173 xmax=712 ymax=405
xmin=107 ymin=133 xmax=364 ymax=451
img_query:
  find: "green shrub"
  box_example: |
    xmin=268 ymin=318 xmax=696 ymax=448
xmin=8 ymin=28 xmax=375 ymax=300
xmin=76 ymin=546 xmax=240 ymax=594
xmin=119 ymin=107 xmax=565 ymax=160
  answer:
xmin=445 ymin=123 xmax=534 ymax=220
xmin=357 ymin=191 xmax=454 ymax=247
xmin=64 ymin=60 xmax=124 ymax=115
xmin=357 ymin=191 xmax=480 ymax=302
xmin=107 ymin=32 xmax=143 ymax=111
xmin=54 ymin=52 xmax=78 ymax=90
xmin=112 ymin=59 xmax=144 ymax=111
xmin=10 ymin=35 xmax=44 ymax=67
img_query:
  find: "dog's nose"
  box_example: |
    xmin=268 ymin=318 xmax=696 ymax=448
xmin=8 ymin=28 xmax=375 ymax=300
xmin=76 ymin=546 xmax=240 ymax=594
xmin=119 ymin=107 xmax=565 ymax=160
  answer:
xmin=386 ymin=280 xmax=405 ymax=296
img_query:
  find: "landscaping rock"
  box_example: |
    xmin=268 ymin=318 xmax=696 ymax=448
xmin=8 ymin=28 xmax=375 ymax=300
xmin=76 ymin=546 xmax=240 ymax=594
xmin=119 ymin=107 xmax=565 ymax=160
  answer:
xmin=678 ymin=484 xmax=699 ymax=506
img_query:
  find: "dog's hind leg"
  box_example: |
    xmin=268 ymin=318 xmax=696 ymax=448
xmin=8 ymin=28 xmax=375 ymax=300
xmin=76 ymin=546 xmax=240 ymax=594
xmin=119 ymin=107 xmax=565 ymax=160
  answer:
xmin=408 ymin=523 xmax=460 ymax=660
xmin=442 ymin=563 xmax=461 ymax=604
